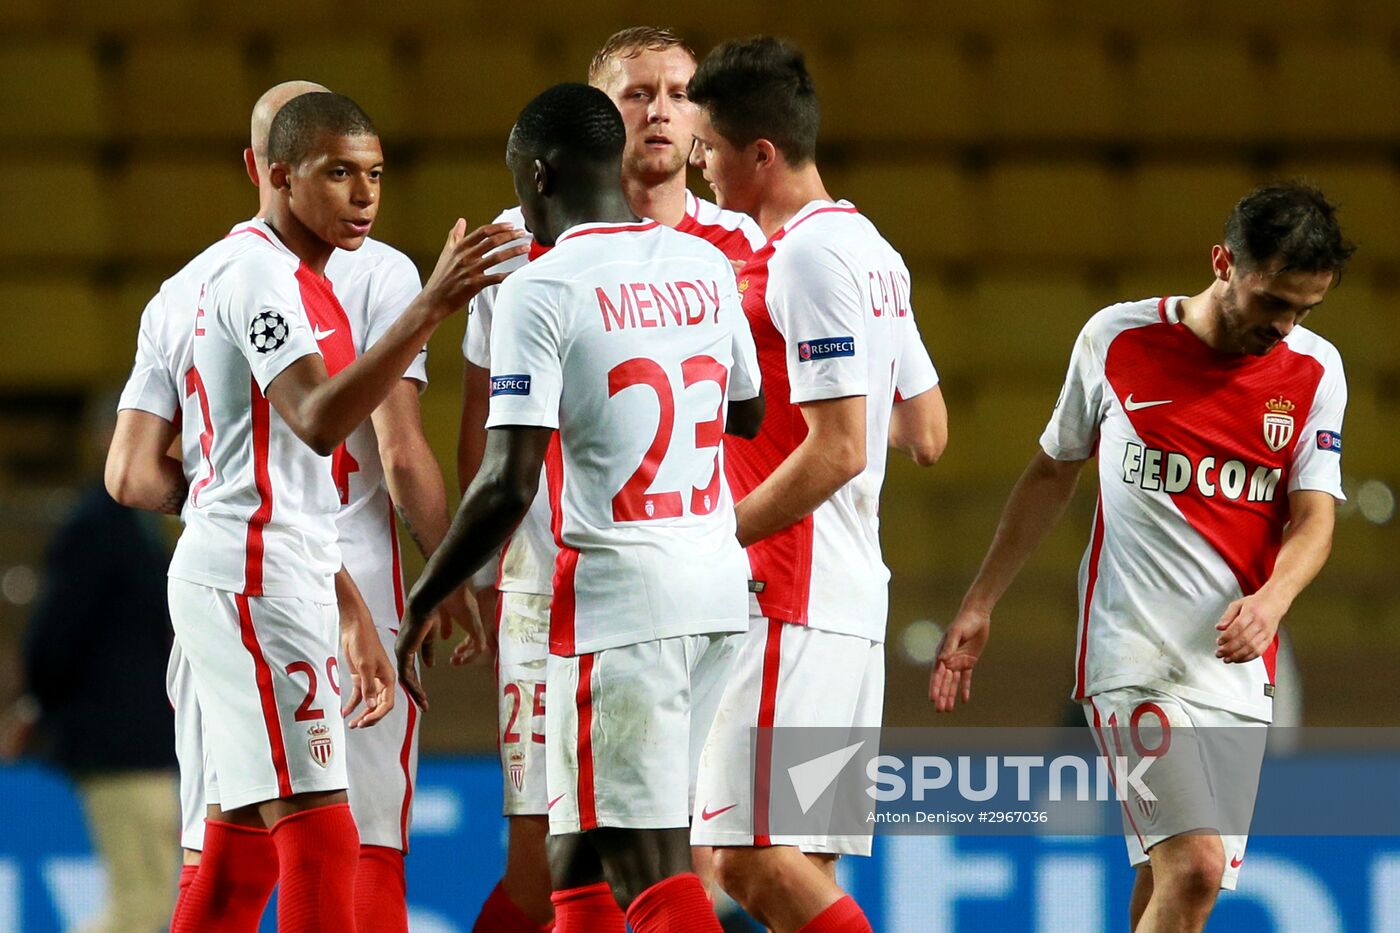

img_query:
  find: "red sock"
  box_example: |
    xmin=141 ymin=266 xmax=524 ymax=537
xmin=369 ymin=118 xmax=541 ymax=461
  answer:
xmin=551 ymin=881 xmax=626 ymax=933
xmin=355 ymin=845 xmax=408 ymax=933
xmin=625 ymin=873 xmax=722 ymax=933
xmin=797 ymin=895 xmax=874 ymax=933
xmin=171 ymin=822 xmax=278 ymax=932
xmin=475 ymin=879 xmax=550 ymax=933
xmin=270 ymin=803 xmax=360 ymax=933
xmin=169 ymin=863 xmax=201 ymax=929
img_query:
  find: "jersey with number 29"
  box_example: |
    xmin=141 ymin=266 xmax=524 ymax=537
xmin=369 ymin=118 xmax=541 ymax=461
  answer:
xmin=486 ymin=220 xmax=761 ymax=656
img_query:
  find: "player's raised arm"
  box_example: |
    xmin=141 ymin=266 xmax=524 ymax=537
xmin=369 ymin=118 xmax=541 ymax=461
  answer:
xmin=265 ymin=221 xmax=525 ymax=456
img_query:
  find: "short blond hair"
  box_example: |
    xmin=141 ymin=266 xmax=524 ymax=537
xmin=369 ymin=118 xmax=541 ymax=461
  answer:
xmin=587 ymin=26 xmax=696 ymax=88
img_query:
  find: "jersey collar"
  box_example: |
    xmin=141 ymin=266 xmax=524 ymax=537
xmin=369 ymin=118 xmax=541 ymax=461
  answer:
xmin=776 ymin=199 xmax=859 ymax=238
xmin=556 ymin=219 xmax=661 ymax=243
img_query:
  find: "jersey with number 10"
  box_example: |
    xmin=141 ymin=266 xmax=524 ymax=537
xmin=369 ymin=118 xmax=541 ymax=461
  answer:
xmin=486 ymin=220 xmax=761 ymax=656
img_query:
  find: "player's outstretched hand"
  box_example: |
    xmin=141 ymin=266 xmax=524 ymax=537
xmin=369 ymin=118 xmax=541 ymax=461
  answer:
xmin=929 ymin=607 xmax=992 ymax=712
xmin=341 ymin=617 xmax=396 ymax=729
xmin=1215 ymin=591 xmax=1285 ymax=664
xmin=394 ymin=611 xmax=433 ymax=712
xmin=421 ymin=220 xmax=529 ymax=320
xmin=447 ymin=586 xmax=495 ymax=666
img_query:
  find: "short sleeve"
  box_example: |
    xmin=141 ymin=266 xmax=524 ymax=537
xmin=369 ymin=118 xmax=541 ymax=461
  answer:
xmin=465 ymin=237 xmax=533 ymax=368
xmin=484 ymin=274 xmax=563 ymax=430
xmin=894 ymin=308 xmax=939 ymax=401
xmin=720 ymin=274 xmax=761 ymax=402
xmin=118 ymin=291 xmax=180 ymax=421
xmin=1287 ymin=352 xmax=1347 ymax=500
xmin=768 ymin=241 xmax=868 ymax=404
xmin=1039 ymin=321 xmax=1105 ymax=461
xmin=364 ymin=251 xmax=427 ymax=384
xmin=216 ymin=259 xmax=321 ymax=392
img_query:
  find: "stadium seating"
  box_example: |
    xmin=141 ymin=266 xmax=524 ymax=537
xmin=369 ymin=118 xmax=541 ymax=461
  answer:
xmin=269 ymin=38 xmax=406 ymax=136
xmin=1128 ymin=39 xmax=1268 ymax=145
xmin=1126 ymin=162 xmax=1257 ymax=260
xmin=411 ymin=39 xmax=571 ymax=142
xmin=117 ymin=39 xmax=253 ymax=142
xmin=984 ymin=161 xmax=1128 ymax=261
xmin=111 ymin=159 xmax=253 ymax=263
xmin=0 ymin=280 xmax=112 ymax=385
xmin=0 ymin=42 xmax=107 ymax=142
xmin=0 ymin=160 xmax=107 ymax=262
xmin=1278 ymin=159 xmax=1400 ymax=263
xmin=845 ymin=161 xmax=976 ymax=261
xmin=985 ymin=37 xmax=1127 ymax=142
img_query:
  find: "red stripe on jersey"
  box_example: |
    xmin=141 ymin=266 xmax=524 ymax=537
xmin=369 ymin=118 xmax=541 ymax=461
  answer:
xmin=386 ymin=499 xmax=405 ymax=619
xmin=398 ymin=686 xmax=417 ymax=852
xmin=235 ymin=594 xmax=293 ymax=798
xmin=298 ymin=265 xmax=362 ymax=504
xmin=228 ymin=226 xmax=272 ymax=244
xmin=575 ymin=652 xmax=598 ymax=830
xmin=1075 ymin=495 xmax=1106 ymax=700
xmin=244 ymin=379 xmax=274 ymax=596
xmin=1089 ymin=698 xmax=1147 ymax=851
xmin=184 ymin=366 xmax=217 ymax=506
xmin=543 ymin=433 xmax=580 ymax=655
xmin=752 ymin=619 xmax=785 ymax=846
xmin=558 ymin=220 xmax=661 ymax=242
xmin=1157 ymin=295 xmax=1169 ymax=324
xmin=724 ymin=242 xmax=815 ymax=624
xmin=1105 ymin=320 xmax=1324 ymax=611
xmin=675 ymin=212 xmax=758 ymax=264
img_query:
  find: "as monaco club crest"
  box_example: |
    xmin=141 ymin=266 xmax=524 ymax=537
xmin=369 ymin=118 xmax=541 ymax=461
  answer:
xmin=1263 ymin=397 xmax=1296 ymax=453
xmin=508 ymin=749 xmax=526 ymax=793
xmin=307 ymin=723 xmax=334 ymax=768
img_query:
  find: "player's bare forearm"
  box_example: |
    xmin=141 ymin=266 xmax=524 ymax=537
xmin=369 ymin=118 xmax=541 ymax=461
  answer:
xmin=457 ymin=361 xmax=491 ymax=496
xmin=889 ymin=385 xmax=948 ymax=467
xmin=405 ymin=426 xmax=552 ymax=625
xmin=105 ymin=409 xmax=188 ymax=514
xmin=959 ymin=449 xmax=1085 ymax=614
xmin=1255 ymin=490 xmax=1336 ymax=611
xmin=735 ymin=395 xmax=866 ymax=547
xmin=373 ymin=380 xmax=451 ymax=559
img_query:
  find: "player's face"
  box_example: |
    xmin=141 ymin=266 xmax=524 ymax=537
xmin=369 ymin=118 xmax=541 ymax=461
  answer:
xmin=689 ymin=108 xmax=760 ymax=215
xmin=597 ymin=47 xmax=696 ymax=185
xmin=1217 ymin=252 xmax=1333 ymax=356
xmin=285 ymin=132 xmax=383 ymax=251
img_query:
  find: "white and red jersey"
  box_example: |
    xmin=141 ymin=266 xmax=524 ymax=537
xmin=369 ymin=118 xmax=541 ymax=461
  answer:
xmin=725 ymin=200 xmax=939 ymax=643
xmin=465 ymin=194 xmax=765 ymax=598
xmin=486 ymin=219 xmax=761 ymax=655
xmin=164 ymin=219 xmax=340 ymax=602
xmin=1042 ymin=295 xmax=1347 ymax=721
xmin=323 ymin=240 xmax=425 ymax=628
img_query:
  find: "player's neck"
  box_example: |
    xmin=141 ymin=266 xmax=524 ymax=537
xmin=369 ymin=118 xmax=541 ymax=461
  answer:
xmin=544 ymin=192 xmax=639 ymax=245
xmin=624 ymin=172 xmax=688 ymax=228
xmin=1178 ymin=287 xmax=1232 ymax=353
xmin=263 ymin=208 xmax=333 ymax=276
xmin=753 ymin=163 xmax=831 ymax=239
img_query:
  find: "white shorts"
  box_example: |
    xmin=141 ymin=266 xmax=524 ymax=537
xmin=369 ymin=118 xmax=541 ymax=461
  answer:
xmin=340 ymin=624 xmax=421 ymax=852
xmin=168 ymin=580 xmax=348 ymax=812
xmin=168 ymin=639 xmax=211 ymax=851
xmin=496 ymin=591 xmax=550 ymax=816
xmin=546 ymin=632 xmax=739 ymax=834
xmin=1085 ymin=687 xmax=1267 ymax=891
xmin=690 ymin=619 xmax=884 ymax=857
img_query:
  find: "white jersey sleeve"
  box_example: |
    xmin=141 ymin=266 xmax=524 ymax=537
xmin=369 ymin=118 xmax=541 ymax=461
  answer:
xmin=768 ymin=240 xmax=870 ymax=403
xmin=362 ymin=249 xmax=428 ymax=384
xmin=1286 ymin=342 xmax=1347 ymax=500
xmin=214 ymin=256 xmax=321 ymax=392
xmin=724 ymin=276 xmax=761 ymax=403
xmin=1040 ymin=318 xmax=1109 ymax=461
xmin=119 ymin=291 xmax=181 ymax=420
xmin=484 ymin=275 xmax=563 ymax=431
xmin=895 ymin=307 xmax=939 ymax=400
xmin=464 ymin=207 xmax=531 ymax=369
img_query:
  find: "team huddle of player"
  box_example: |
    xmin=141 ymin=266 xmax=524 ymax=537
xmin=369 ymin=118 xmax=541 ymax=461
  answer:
xmin=105 ymin=23 xmax=1352 ymax=933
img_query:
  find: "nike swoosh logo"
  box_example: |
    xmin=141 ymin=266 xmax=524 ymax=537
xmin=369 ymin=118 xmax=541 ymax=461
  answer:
xmin=700 ymin=803 xmax=738 ymax=821
xmin=1124 ymin=394 xmax=1173 ymax=411
xmin=313 ymin=326 xmax=336 ymax=340
xmin=547 ymin=794 xmax=566 ymax=810
xmin=1230 ymin=854 xmax=1244 ymax=869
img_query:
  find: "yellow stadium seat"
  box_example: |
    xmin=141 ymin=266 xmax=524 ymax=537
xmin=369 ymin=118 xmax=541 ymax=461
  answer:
xmin=1193 ymin=0 xmax=1341 ymax=34
xmin=1279 ymin=160 xmax=1400 ymax=263
xmin=822 ymin=39 xmax=977 ymax=143
xmin=1303 ymin=276 xmax=1392 ymax=381
xmin=118 ymin=40 xmax=253 ymax=141
xmin=845 ymin=161 xmax=974 ymax=262
xmin=906 ymin=275 xmax=963 ymax=378
xmin=267 ymin=39 xmax=404 ymax=136
xmin=410 ymin=40 xmax=565 ymax=143
xmin=1054 ymin=0 xmax=1197 ymax=36
xmin=0 ymin=0 xmax=51 ymax=31
xmin=0 ymin=280 xmax=112 ymax=386
xmin=1127 ymin=163 xmax=1256 ymax=260
xmin=1113 ymin=264 xmax=1208 ymax=309
xmin=961 ymin=271 xmax=1100 ymax=375
xmin=0 ymin=160 xmax=106 ymax=261
xmin=986 ymin=38 xmax=1127 ymax=142
xmin=1272 ymin=40 xmax=1400 ymax=143
xmin=57 ymin=0 xmax=193 ymax=33
xmin=0 ymin=43 xmax=107 ymax=141
xmin=401 ymin=157 xmax=519 ymax=258
xmin=1129 ymin=40 xmax=1268 ymax=144
xmin=112 ymin=159 xmax=253 ymax=262
xmin=909 ymin=0 xmax=1057 ymax=32
xmin=984 ymin=162 xmax=1127 ymax=261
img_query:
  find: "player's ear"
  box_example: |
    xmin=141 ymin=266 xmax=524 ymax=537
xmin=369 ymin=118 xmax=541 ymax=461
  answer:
xmin=243 ymin=148 xmax=260 ymax=188
xmin=1211 ymin=245 xmax=1234 ymax=283
xmin=532 ymin=159 xmax=553 ymax=197
xmin=752 ymin=138 xmax=777 ymax=171
xmin=268 ymin=160 xmax=293 ymax=194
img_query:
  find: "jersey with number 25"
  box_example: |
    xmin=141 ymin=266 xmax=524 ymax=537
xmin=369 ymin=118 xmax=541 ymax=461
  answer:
xmin=487 ymin=220 xmax=761 ymax=656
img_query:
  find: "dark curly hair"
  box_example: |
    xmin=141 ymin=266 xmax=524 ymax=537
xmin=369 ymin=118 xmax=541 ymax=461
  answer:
xmin=1224 ymin=182 xmax=1356 ymax=277
xmin=688 ymin=36 xmax=820 ymax=165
